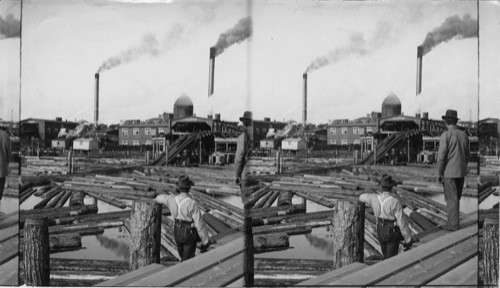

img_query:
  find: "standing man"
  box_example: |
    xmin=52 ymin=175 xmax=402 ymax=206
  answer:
xmin=235 ymin=111 xmax=254 ymax=287
xmin=437 ymin=109 xmax=469 ymax=231
xmin=0 ymin=128 xmax=11 ymax=208
xmin=359 ymin=174 xmax=416 ymax=259
xmin=154 ymin=175 xmax=213 ymax=261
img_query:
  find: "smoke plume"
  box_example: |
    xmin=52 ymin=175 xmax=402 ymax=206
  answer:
xmin=214 ymin=17 xmax=252 ymax=57
xmin=0 ymin=14 xmax=21 ymax=39
xmin=421 ymin=14 xmax=477 ymax=55
xmin=305 ymin=21 xmax=393 ymax=73
xmin=97 ymin=24 xmax=185 ymax=73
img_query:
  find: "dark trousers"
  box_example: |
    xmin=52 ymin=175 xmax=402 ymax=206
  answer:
xmin=174 ymin=219 xmax=198 ymax=261
xmin=377 ymin=218 xmax=403 ymax=259
xmin=443 ymin=177 xmax=464 ymax=230
xmin=0 ymin=177 xmax=5 ymax=201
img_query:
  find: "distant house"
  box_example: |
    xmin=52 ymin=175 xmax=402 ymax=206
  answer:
xmin=260 ymin=139 xmax=278 ymax=150
xmin=281 ymin=138 xmax=307 ymax=151
xmin=73 ymin=138 xmax=98 ymax=151
xmin=51 ymin=139 xmax=66 ymax=149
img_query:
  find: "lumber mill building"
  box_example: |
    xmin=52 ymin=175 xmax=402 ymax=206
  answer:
xmin=20 ymin=117 xmax=78 ymax=148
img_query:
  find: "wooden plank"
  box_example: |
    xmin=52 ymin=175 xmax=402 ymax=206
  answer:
xmin=296 ymin=262 xmax=368 ymax=286
xmin=426 ymin=256 xmax=478 ymax=286
xmin=126 ymin=237 xmax=244 ymax=287
xmin=97 ymin=264 xmax=166 ymax=287
xmin=377 ymin=236 xmax=477 ymax=285
xmin=327 ymin=225 xmax=477 ymax=286
xmin=178 ymin=253 xmax=243 ymax=287
xmin=0 ymin=225 xmax=18 ymax=243
xmin=0 ymin=237 xmax=18 ymax=266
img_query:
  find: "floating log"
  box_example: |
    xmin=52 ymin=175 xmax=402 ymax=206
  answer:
xmin=263 ymin=191 xmax=280 ymax=207
xmin=251 ymin=203 xmax=306 ymax=219
xmin=44 ymin=190 xmax=66 ymax=208
xmin=84 ymin=191 xmax=128 ymax=209
xmin=48 ymin=233 xmax=82 ymax=253
xmin=277 ymin=190 xmax=293 ymax=206
xmin=253 ymin=233 xmax=289 ymax=253
xmin=47 ymin=223 xmax=109 ymax=236
xmin=54 ymin=191 xmax=72 ymax=208
xmin=190 ymin=190 xmax=244 ymax=219
xmin=20 ymin=205 xmax=98 ymax=227
xmin=253 ymin=210 xmax=335 ymax=226
xmin=51 ymin=210 xmax=131 ymax=226
xmin=19 ymin=188 xmax=36 ymax=204
xmin=64 ymin=184 xmax=156 ymax=198
xmin=245 ymin=186 xmax=271 ymax=208
xmin=253 ymin=223 xmax=313 ymax=235
xmin=287 ymin=190 xmax=337 ymax=208
xmin=33 ymin=187 xmax=62 ymax=209
xmin=253 ymin=191 xmax=274 ymax=208
xmin=404 ymin=207 xmax=436 ymax=231
xmin=202 ymin=212 xmax=231 ymax=233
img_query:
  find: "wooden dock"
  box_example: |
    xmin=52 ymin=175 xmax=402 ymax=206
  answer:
xmin=0 ymin=211 xmax=19 ymax=286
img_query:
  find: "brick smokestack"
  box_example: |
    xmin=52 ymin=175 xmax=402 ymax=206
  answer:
xmin=416 ymin=46 xmax=423 ymax=95
xmin=303 ymin=73 xmax=307 ymax=126
xmin=94 ymin=73 xmax=99 ymax=126
xmin=208 ymin=47 xmax=216 ymax=96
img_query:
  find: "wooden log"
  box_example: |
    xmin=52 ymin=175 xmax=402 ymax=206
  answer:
xmin=404 ymin=207 xmax=436 ymax=231
xmin=20 ymin=188 xmax=36 ymax=204
xmin=482 ymin=217 xmax=499 ymax=286
xmin=203 ymin=212 xmax=231 ymax=233
xmin=253 ymin=223 xmax=314 ymax=235
xmin=252 ymin=191 xmax=274 ymax=209
xmin=289 ymin=190 xmax=337 ymax=208
xmin=54 ymin=191 xmax=72 ymax=208
xmin=51 ymin=210 xmax=131 ymax=226
xmin=251 ymin=203 xmax=306 ymax=219
xmin=50 ymin=258 xmax=129 ymax=274
xmin=84 ymin=191 xmax=128 ymax=209
xmin=23 ymin=217 xmax=50 ymax=286
xmin=479 ymin=208 xmax=499 ymax=228
xmin=129 ymin=201 xmax=162 ymax=270
xmin=44 ymin=190 xmax=66 ymax=209
xmin=68 ymin=190 xmax=85 ymax=206
xmin=263 ymin=191 xmax=280 ymax=207
xmin=190 ymin=190 xmax=244 ymax=219
xmin=331 ymin=201 xmax=365 ymax=269
xmin=277 ymin=190 xmax=293 ymax=206
xmin=253 ymin=233 xmax=289 ymax=253
xmin=63 ymin=184 xmax=156 ymax=198
xmin=47 ymin=222 xmax=116 ymax=236
xmin=33 ymin=187 xmax=63 ymax=209
xmin=20 ymin=205 xmax=98 ymax=227
xmin=245 ymin=186 xmax=270 ymax=208
xmin=49 ymin=233 xmax=82 ymax=253
xmin=252 ymin=210 xmax=335 ymax=226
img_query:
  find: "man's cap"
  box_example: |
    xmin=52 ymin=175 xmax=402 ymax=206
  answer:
xmin=177 ymin=175 xmax=194 ymax=190
xmin=380 ymin=174 xmax=397 ymax=189
xmin=239 ymin=111 xmax=253 ymax=122
xmin=442 ymin=109 xmax=459 ymax=121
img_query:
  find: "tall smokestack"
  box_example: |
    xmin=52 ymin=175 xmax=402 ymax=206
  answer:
xmin=94 ymin=73 xmax=99 ymax=127
xmin=208 ymin=47 xmax=216 ymax=97
xmin=303 ymin=73 xmax=307 ymax=126
xmin=416 ymin=46 xmax=423 ymax=95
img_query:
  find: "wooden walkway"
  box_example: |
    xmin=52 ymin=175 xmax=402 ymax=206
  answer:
xmin=0 ymin=211 xmax=19 ymax=286
xmin=297 ymin=217 xmax=478 ymax=286
xmin=99 ymin=232 xmax=245 ymax=287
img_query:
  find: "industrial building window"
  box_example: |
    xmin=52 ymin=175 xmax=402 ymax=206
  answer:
xmin=122 ymin=128 xmax=128 ymax=135
xmin=133 ymin=140 xmax=140 ymax=146
xmin=329 ymin=140 xmax=336 ymax=145
xmin=353 ymin=127 xmax=359 ymax=135
xmin=341 ymin=127 xmax=348 ymax=134
xmin=145 ymin=140 xmax=152 ymax=145
xmin=145 ymin=128 xmax=151 ymax=135
xmin=341 ymin=139 xmax=348 ymax=145
xmin=158 ymin=128 xmax=165 ymax=134
xmin=367 ymin=126 xmax=373 ymax=132
xmin=133 ymin=128 xmax=139 ymax=135
xmin=359 ymin=128 xmax=365 ymax=134
xmin=354 ymin=139 xmax=360 ymax=144
xmin=330 ymin=128 xmax=336 ymax=134
xmin=122 ymin=140 xmax=128 ymax=145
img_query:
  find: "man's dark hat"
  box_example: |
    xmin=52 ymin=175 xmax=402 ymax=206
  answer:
xmin=239 ymin=111 xmax=253 ymax=122
xmin=442 ymin=109 xmax=459 ymax=121
xmin=177 ymin=175 xmax=194 ymax=190
xmin=380 ymin=174 xmax=397 ymax=189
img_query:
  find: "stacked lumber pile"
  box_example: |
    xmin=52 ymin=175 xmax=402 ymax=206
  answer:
xmin=481 ymin=155 xmax=500 ymax=174
xmin=23 ymin=156 xmax=70 ymax=175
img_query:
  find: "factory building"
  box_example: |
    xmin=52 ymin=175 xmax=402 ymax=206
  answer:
xmin=20 ymin=117 xmax=78 ymax=148
xmin=327 ymin=114 xmax=379 ymax=146
xmin=249 ymin=118 xmax=288 ymax=147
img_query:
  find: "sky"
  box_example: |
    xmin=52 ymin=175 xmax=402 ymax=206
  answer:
xmin=16 ymin=0 xmax=500 ymax=125
xmin=21 ymin=0 xmax=250 ymax=124
xmin=0 ymin=0 xmax=21 ymax=122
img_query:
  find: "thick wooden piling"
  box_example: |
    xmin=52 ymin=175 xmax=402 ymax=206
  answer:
xmin=23 ymin=217 xmax=51 ymax=286
xmin=482 ymin=217 xmax=498 ymax=286
xmin=129 ymin=201 xmax=162 ymax=271
xmin=331 ymin=200 xmax=365 ymax=270
xmin=69 ymin=191 xmax=85 ymax=206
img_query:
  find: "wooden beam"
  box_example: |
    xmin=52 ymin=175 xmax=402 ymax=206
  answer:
xmin=296 ymin=262 xmax=368 ymax=286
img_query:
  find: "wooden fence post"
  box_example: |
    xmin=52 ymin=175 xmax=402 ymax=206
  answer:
xmin=482 ymin=217 xmax=498 ymax=286
xmin=24 ymin=217 xmax=50 ymax=286
xmin=129 ymin=201 xmax=162 ymax=271
xmin=331 ymin=200 xmax=365 ymax=270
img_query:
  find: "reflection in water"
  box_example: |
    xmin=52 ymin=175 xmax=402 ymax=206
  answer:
xmin=304 ymin=233 xmax=333 ymax=256
xmin=95 ymin=234 xmax=130 ymax=259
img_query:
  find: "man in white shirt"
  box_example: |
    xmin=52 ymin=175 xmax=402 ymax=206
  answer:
xmin=359 ymin=174 xmax=416 ymax=259
xmin=154 ymin=175 xmax=213 ymax=261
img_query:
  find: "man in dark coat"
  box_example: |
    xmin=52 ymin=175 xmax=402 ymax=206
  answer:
xmin=437 ymin=109 xmax=469 ymax=231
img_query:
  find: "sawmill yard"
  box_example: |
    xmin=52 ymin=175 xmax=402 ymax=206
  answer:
xmin=14 ymin=151 xmax=488 ymax=286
